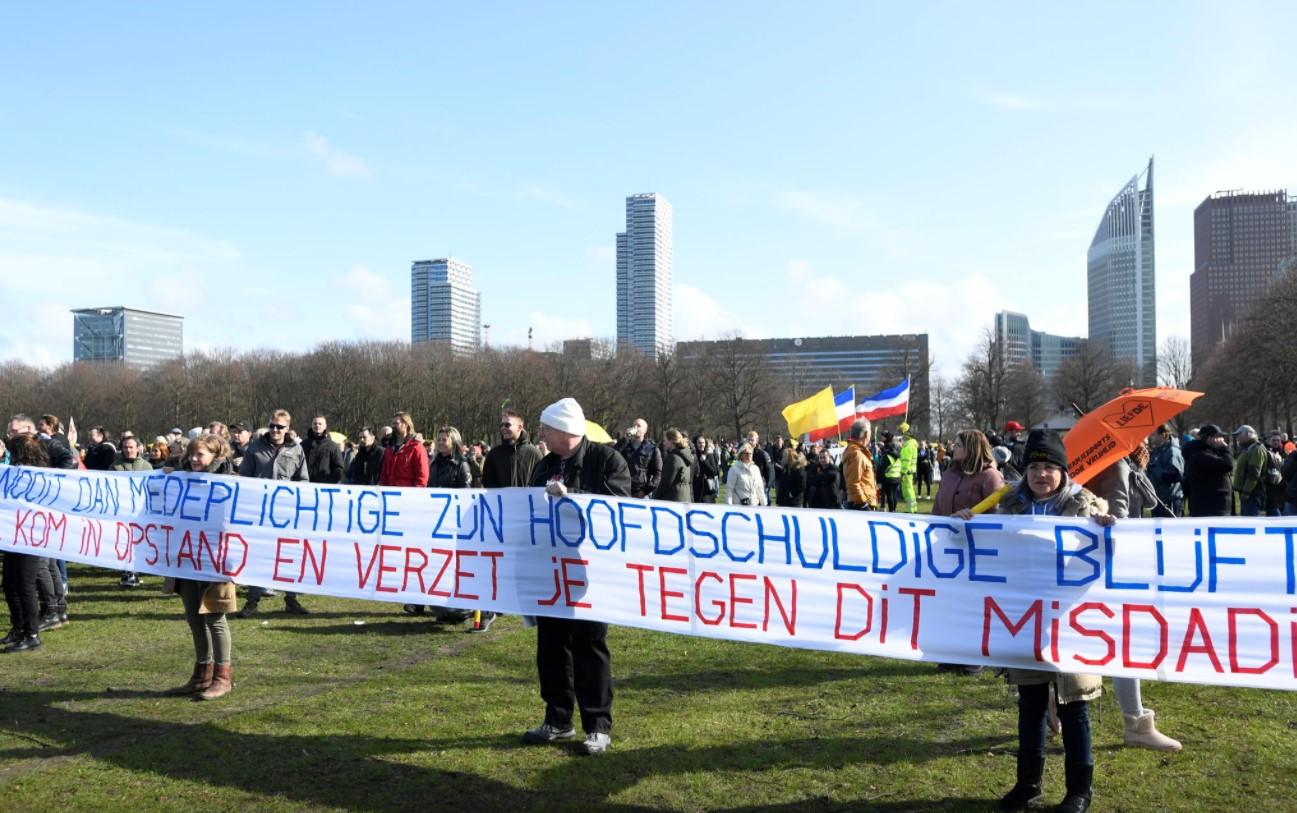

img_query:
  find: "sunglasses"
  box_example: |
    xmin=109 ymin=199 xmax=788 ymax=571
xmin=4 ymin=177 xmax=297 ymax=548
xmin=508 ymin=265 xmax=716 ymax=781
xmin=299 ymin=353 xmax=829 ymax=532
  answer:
xmin=267 ymin=423 xmax=287 ymax=431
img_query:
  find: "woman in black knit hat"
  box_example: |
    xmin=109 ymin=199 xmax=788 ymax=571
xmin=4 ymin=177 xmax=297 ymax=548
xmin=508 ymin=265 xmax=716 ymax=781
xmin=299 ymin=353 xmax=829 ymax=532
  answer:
xmin=996 ymin=429 xmax=1113 ymax=813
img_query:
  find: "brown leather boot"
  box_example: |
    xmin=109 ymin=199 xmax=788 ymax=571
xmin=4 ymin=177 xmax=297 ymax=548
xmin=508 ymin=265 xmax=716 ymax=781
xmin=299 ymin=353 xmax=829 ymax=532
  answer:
xmin=168 ymin=662 xmax=214 ymax=695
xmin=197 ymin=664 xmax=233 ymax=700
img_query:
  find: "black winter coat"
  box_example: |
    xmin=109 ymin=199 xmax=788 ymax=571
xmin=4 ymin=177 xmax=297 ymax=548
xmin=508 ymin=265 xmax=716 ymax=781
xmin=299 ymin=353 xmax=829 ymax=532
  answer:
xmin=776 ymin=467 xmax=808 ymax=508
xmin=301 ymin=432 xmax=344 ymax=484
xmin=84 ymin=442 xmax=117 ymax=471
xmin=808 ymin=463 xmax=845 ymax=509
xmin=691 ymin=447 xmax=720 ymax=502
xmin=346 ymin=442 xmax=385 ymax=485
xmin=429 ymin=453 xmax=472 ymax=489
xmin=530 ymin=439 xmax=631 ymax=497
xmin=1183 ymin=438 xmax=1234 ymax=517
xmin=616 ymin=438 xmax=662 ymax=497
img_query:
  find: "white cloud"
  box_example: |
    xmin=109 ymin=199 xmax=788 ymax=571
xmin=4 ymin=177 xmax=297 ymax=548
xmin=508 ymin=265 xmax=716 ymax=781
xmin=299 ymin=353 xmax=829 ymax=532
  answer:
xmin=304 ymin=131 xmax=374 ymax=179
xmin=673 ymin=282 xmax=758 ymax=341
xmin=334 ymin=264 xmax=409 ymax=340
xmin=775 ymin=190 xmax=917 ymax=260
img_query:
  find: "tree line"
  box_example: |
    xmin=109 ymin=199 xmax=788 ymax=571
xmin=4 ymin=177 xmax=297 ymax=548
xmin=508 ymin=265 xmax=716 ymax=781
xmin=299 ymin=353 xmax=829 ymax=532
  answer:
xmin=0 ymin=337 xmax=930 ymax=445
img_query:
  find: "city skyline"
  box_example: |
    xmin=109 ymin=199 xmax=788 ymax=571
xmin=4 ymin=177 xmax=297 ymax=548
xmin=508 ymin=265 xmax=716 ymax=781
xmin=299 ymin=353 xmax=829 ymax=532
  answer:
xmin=3 ymin=4 xmax=1296 ymax=376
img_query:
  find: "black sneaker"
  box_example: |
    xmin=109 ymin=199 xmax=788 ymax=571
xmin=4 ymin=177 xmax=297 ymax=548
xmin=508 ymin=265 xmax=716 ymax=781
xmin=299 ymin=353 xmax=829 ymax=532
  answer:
xmin=58 ymin=612 xmax=69 ymax=626
xmin=237 ymin=601 xmax=260 ymax=618
xmin=284 ymin=598 xmax=310 ymax=615
xmin=4 ymin=635 xmax=41 ymax=653
xmin=402 ymin=604 xmax=426 ymax=616
xmin=38 ymin=614 xmax=63 ymax=632
xmin=0 ymin=628 xmax=21 ymax=646
xmin=522 ymin=722 xmax=575 ymax=744
xmin=470 ymin=612 xmax=497 ymax=633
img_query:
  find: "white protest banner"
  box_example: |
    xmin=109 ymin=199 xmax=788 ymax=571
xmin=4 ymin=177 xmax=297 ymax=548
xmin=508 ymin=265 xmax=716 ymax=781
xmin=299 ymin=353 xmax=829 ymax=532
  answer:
xmin=2 ymin=465 xmax=1295 ymax=691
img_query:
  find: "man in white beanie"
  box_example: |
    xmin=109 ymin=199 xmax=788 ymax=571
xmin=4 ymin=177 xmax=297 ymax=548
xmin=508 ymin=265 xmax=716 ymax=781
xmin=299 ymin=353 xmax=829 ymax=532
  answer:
xmin=522 ymin=397 xmax=631 ymax=756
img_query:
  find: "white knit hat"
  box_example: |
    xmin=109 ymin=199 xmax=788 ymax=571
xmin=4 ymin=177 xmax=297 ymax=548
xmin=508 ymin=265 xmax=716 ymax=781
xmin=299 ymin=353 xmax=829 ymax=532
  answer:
xmin=540 ymin=397 xmax=586 ymax=436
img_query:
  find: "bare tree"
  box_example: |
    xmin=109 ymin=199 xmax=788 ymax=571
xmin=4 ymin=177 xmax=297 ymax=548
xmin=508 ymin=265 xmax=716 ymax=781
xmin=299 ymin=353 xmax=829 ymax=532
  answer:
xmin=1158 ymin=336 xmax=1193 ymax=390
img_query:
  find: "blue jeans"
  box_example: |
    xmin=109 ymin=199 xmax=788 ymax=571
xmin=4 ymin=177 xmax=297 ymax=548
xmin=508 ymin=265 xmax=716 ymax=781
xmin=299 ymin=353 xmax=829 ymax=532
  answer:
xmin=1018 ymin=683 xmax=1092 ymax=764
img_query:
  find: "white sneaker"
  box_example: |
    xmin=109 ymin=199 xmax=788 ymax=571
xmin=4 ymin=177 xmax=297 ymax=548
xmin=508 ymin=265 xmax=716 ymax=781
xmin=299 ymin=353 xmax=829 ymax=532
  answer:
xmin=579 ymin=732 xmax=611 ymax=755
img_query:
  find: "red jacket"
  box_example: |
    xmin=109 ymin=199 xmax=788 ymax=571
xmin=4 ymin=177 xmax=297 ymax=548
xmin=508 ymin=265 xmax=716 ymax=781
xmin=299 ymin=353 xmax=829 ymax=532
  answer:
xmin=380 ymin=437 xmax=429 ymax=487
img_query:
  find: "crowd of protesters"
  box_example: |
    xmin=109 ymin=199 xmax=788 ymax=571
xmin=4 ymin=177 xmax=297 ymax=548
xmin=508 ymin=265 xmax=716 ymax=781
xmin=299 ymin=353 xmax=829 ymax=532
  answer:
xmin=4 ymin=401 xmax=1296 ymax=809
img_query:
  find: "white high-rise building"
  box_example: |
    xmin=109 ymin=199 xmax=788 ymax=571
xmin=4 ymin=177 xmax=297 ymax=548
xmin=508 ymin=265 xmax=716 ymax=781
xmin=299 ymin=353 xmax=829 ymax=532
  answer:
xmin=411 ymin=257 xmax=481 ymax=353
xmin=616 ymin=192 xmax=673 ymax=358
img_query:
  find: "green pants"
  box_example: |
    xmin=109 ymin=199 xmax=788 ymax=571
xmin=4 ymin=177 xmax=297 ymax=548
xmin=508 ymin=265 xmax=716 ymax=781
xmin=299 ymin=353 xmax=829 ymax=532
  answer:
xmin=177 ymin=579 xmax=231 ymax=665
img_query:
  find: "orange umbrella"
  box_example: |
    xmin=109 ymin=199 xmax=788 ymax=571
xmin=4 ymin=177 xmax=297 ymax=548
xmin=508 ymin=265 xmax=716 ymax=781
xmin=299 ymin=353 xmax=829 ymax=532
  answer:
xmin=1064 ymin=386 xmax=1203 ymax=486
xmin=971 ymin=386 xmax=1203 ymax=513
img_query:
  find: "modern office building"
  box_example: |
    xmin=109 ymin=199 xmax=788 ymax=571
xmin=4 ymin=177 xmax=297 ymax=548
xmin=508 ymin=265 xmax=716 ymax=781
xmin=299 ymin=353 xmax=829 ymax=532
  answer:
xmin=616 ymin=192 xmax=673 ymax=358
xmin=411 ymin=257 xmax=481 ymax=353
xmin=676 ymin=333 xmax=928 ymax=415
xmin=994 ymin=311 xmax=1082 ymax=382
xmin=70 ymin=306 xmax=183 ymax=368
xmin=1087 ymin=157 xmax=1156 ymax=386
xmin=1190 ymin=189 xmax=1296 ymax=369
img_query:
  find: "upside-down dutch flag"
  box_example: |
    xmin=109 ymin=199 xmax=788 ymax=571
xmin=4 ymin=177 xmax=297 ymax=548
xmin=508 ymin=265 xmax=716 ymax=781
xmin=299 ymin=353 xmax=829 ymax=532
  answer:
xmin=807 ymin=387 xmax=856 ymax=441
xmin=856 ymin=378 xmax=909 ymax=422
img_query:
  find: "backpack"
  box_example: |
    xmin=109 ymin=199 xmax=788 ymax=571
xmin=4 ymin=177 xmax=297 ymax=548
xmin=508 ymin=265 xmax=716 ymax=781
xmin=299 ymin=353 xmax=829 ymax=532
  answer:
xmin=1265 ymin=448 xmax=1284 ymax=486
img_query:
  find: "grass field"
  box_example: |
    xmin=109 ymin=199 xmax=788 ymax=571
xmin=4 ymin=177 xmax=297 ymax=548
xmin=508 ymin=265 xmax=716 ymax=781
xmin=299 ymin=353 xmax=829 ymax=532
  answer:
xmin=2 ymin=496 xmax=1296 ymax=812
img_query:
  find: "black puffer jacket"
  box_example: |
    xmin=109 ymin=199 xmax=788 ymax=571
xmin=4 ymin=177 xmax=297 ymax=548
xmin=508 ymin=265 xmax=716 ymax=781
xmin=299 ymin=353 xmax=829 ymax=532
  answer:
xmin=346 ymin=442 xmax=385 ymax=485
xmin=429 ymin=452 xmax=471 ymax=489
xmin=808 ymin=462 xmax=845 ymax=509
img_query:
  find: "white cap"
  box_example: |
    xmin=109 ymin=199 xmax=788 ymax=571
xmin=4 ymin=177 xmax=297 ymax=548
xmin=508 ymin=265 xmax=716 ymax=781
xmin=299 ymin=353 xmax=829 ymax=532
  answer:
xmin=540 ymin=398 xmax=586 ymax=437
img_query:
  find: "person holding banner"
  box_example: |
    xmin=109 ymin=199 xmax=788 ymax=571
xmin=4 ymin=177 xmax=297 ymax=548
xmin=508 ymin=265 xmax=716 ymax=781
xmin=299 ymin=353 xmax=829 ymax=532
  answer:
xmin=1 ymin=434 xmax=53 ymax=652
xmin=934 ymin=429 xmax=1003 ymax=676
xmin=996 ymin=429 xmax=1112 ymax=813
xmin=523 ymin=397 xmax=630 ymax=756
xmin=237 ymin=410 xmax=310 ymax=617
xmin=170 ymin=434 xmax=238 ymax=699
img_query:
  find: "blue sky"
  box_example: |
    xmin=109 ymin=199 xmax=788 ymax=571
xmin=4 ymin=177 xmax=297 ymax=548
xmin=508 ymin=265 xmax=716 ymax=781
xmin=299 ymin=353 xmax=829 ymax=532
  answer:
xmin=2 ymin=2 xmax=1294 ymax=375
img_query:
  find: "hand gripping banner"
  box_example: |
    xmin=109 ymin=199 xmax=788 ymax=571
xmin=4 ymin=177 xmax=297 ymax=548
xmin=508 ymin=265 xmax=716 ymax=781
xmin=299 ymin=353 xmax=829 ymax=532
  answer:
xmin=2 ymin=465 xmax=1295 ymax=691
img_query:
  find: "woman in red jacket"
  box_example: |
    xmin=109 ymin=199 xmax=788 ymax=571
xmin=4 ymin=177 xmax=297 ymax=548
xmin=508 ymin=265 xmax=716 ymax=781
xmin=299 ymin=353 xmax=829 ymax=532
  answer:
xmin=379 ymin=412 xmax=429 ymax=488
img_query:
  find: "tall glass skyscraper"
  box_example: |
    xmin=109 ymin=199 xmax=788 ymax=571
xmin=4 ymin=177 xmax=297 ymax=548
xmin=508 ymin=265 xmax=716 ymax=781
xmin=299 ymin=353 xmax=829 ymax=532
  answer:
xmin=616 ymin=192 xmax=673 ymax=358
xmin=411 ymin=258 xmax=481 ymax=354
xmin=1087 ymin=157 xmax=1156 ymax=386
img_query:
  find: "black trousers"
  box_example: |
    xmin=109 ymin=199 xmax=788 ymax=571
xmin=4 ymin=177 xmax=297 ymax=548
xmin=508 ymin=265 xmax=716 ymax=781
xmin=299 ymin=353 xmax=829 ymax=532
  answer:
xmin=536 ymin=617 xmax=612 ymax=734
xmin=2 ymin=552 xmax=43 ymax=637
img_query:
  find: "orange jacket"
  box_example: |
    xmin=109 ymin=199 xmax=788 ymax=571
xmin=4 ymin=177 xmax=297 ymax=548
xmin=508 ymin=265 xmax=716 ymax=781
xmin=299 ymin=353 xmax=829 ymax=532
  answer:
xmin=842 ymin=439 xmax=878 ymax=507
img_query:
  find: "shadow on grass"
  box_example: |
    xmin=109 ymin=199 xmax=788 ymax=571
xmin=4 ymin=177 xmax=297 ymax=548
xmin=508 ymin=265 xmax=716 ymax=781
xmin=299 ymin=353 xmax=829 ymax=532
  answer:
xmin=0 ymin=689 xmax=1007 ymax=811
xmin=261 ymin=621 xmax=465 ymax=636
xmin=617 ymin=663 xmax=931 ymax=693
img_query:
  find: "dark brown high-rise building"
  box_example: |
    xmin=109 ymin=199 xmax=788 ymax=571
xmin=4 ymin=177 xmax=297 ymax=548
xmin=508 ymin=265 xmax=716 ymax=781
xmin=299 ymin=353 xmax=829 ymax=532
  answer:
xmin=1190 ymin=190 xmax=1296 ymax=370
